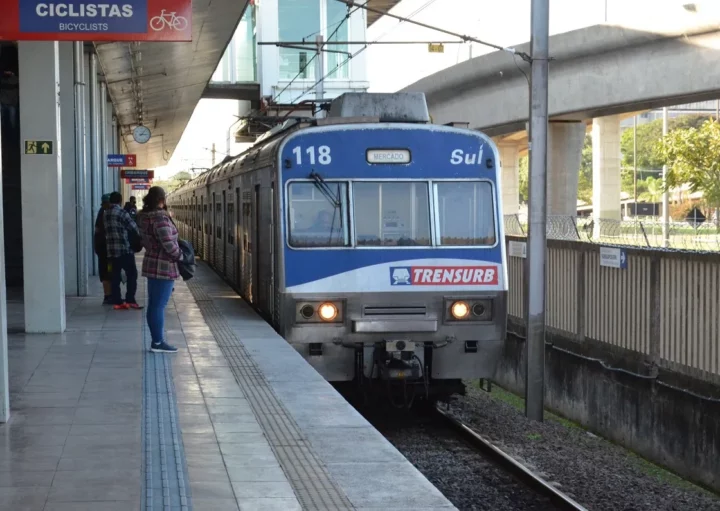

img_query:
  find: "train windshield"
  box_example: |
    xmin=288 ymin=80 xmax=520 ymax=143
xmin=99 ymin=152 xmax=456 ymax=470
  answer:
xmin=353 ymin=182 xmax=431 ymax=246
xmin=287 ymin=182 xmax=349 ymax=247
xmin=286 ymin=180 xmax=496 ymax=248
xmin=434 ymin=181 xmax=496 ymax=246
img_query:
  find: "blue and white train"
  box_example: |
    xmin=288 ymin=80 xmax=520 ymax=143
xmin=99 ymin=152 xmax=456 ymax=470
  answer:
xmin=168 ymin=93 xmax=507 ymax=405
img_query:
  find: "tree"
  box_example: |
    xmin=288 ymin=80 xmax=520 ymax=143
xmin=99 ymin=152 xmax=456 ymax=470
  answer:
xmin=640 ymin=176 xmax=663 ymax=202
xmin=656 ymin=119 xmax=720 ymax=214
xmin=518 ymin=155 xmax=528 ymax=204
xmin=621 ymin=114 xmax=709 ymax=170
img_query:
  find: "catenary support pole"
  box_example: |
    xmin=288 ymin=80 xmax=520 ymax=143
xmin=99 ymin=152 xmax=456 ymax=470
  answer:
xmin=315 ymin=35 xmax=325 ymax=118
xmin=661 ymin=107 xmax=670 ymax=247
xmin=525 ymin=0 xmax=549 ymax=422
xmin=633 ymin=115 xmax=637 ymax=216
xmin=74 ymin=42 xmax=88 ymax=296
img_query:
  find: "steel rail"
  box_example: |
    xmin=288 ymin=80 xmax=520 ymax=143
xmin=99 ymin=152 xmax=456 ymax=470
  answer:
xmin=434 ymin=406 xmax=588 ymax=511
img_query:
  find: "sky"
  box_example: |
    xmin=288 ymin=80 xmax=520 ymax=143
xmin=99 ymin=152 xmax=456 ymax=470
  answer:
xmin=154 ymin=0 xmax=716 ymax=179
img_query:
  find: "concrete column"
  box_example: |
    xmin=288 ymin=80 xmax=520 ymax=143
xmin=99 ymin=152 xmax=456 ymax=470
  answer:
xmin=498 ymin=143 xmax=520 ymax=215
xmin=0 ymin=107 xmax=9 ymax=422
xmin=547 ymin=121 xmax=585 ymax=217
xmin=83 ymin=53 xmax=94 ymax=277
xmin=88 ymin=53 xmax=100 ymax=275
xmin=18 ymin=42 xmax=66 ymax=333
xmin=592 ymin=115 xmax=622 ymax=224
xmin=59 ymin=43 xmax=78 ymax=297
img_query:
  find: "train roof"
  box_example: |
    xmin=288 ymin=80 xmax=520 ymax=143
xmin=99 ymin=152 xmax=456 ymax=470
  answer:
xmin=167 ymin=92 xmax=455 ymax=197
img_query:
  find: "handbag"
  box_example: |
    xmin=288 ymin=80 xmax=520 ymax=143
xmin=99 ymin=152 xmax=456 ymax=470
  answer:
xmin=129 ymin=229 xmax=143 ymax=253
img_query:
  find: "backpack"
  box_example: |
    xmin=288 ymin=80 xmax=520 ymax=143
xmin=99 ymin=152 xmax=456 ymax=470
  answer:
xmin=177 ymin=239 xmax=196 ymax=281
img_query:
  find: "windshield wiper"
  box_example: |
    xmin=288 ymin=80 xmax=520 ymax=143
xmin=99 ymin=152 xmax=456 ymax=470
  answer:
xmin=309 ymin=170 xmax=341 ymax=208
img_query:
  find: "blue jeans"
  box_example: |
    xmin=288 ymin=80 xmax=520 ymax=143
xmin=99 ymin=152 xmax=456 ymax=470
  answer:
xmin=147 ymin=278 xmax=175 ymax=345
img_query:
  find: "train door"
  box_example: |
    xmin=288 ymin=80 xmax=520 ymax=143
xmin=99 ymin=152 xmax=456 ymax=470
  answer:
xmin=244 ymin=188 xmax=253 ymax=303
xmin=221 ymin=190 xmax=227 ymax=276
xmin=252 ymin=184 xmax=261 ymax=305
xmin=235 ymin=187 xmax=241 ymax=290
xmin=210 ymin=192 xmax=216 ymax=266
xmin=200 ymin=196 xmax=205 ymax=260
xmin=255 ymin=183 xmax=273 ymax=313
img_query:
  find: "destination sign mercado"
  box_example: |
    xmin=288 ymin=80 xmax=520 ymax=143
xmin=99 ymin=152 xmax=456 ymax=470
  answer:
xmin=366 ymin=149 xmax=411 ymax=164
xmin=0 ymin=0 xmax=192 ymax=42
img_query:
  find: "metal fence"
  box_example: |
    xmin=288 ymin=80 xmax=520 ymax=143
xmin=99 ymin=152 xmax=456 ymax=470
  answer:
xmin=505 ymin=236 xmax=720 ymax=385
xmin=504 ymin=214 xmax=720 ymax=252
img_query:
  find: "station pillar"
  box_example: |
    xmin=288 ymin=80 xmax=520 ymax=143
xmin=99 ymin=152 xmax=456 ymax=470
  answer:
xmin=59 ymin=42 xmax=79 ymax=297
xmin=592 ymin=115 xmax=622 ymax=230
xmin=18 ymin=42 xmax=66 ymax=333
xmin=547 ymin=121 xmax=585 ymax=217
xmin=0 ymin=126 xmax=8 ymax=421
xmin=498 ymin=143 xmax=520 ymax=216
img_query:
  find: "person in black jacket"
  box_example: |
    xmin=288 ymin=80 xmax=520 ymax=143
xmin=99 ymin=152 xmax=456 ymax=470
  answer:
xmin=123 ymin=195 xmax=137 ymax=219
xmin=94 ymin=194 xmax=113 ymax=304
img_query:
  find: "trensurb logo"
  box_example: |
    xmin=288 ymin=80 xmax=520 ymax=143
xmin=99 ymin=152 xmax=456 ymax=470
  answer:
xmin=390 ymin=267 xmax=412 ymax=285
xmin=390 ymin=266 xmax=498 ymax=286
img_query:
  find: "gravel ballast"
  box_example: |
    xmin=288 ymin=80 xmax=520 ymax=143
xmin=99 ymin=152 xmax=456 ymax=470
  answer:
xmin=366 ymin=406 xmax=555 ymax=511
xmin=449 ymin=383 xmax=720 ymax=511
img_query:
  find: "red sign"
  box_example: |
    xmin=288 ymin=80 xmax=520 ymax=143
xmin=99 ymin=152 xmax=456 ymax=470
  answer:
xmin=121 ymin=170 xmax=154 ymax=179
xmin=406 ymin=266 xmax=498 ymax=286
xmin=0 ymin=0 xmax=192 ymax=42
xmin=132 ymin=184 xmax=150 ymax=190
xmin=125 ymin=178 xmax=150 ymax=183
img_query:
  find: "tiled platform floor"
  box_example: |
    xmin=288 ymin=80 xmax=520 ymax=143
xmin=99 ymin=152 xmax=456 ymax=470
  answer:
xmin=1 ymin=261 xmax=455 ymax=511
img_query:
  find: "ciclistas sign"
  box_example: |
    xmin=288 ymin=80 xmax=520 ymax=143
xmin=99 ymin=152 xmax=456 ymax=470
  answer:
xmin=0 ymin=0 xmax=192 ymax=42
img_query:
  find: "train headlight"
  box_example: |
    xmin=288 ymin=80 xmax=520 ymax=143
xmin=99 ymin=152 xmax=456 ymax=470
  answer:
xmin=318 ymin=303 xmax=338 ymax=321
xmin=451 ymin=301 xmax=470 ymax=320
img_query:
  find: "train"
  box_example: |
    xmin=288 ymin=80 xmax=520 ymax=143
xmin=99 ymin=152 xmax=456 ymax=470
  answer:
xmin=167 ymin=92 xmax=508 ymax=406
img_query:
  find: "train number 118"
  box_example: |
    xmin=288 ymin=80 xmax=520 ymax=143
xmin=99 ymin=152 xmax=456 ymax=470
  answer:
xmin=292 ymin=145 xmax=332 ymax=165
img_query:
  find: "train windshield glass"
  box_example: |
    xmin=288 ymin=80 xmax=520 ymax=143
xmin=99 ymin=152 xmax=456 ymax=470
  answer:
xmin=353 ymin=182 xmax=431 ymax=246
xmin=288 ymin=182 xmax=349 ymax=247
xmin=434 ymin=181 xmax=496 ymax=246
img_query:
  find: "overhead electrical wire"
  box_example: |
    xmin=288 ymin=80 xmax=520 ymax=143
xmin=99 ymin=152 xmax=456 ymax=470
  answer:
xmin=269 ymin=2 xmax=364 ymax=104
xmin=285 ymin=0 xmax=438 ymax=106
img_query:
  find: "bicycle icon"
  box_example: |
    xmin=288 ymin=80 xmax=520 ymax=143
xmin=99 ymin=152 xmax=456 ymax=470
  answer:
xmin=150 ymin=10 xmax=189 ymax=31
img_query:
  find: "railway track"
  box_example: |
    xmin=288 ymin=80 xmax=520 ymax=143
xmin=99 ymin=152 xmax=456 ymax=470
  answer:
xmin=434 ymin=405 xmax=588 ymax=511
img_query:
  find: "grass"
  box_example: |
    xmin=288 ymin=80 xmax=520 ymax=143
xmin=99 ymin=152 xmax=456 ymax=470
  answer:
xmin=468 ymin=380 xmax=579 ymax=429
xmin=465 ymin=380 xmax=716 ymax=496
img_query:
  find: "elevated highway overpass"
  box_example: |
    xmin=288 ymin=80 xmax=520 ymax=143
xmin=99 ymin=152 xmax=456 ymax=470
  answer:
xmin=402 ymin=22 xmax=720 ymax=218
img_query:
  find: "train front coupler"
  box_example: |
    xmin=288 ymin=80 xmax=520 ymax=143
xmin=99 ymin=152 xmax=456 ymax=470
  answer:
xmin=374 ymin=340 xmax=422 ymax=381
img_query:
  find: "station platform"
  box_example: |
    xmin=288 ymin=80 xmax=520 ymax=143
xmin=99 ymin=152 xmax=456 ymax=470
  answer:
xmin=0 ymin=260 xmax=455 ymax=511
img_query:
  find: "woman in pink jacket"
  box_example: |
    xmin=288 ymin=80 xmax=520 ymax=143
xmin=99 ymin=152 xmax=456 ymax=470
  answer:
xmin=137 ymin=186 xmax=181 ymax=353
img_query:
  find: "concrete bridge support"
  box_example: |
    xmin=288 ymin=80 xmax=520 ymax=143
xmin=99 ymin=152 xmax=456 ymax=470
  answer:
xmin=592 ymin=115 xmax=622 ymax=236
xmin=547 ymin=121 xmax=585 ymax=216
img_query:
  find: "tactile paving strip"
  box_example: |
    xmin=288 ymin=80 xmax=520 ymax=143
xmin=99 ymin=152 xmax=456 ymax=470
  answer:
xmin=142 ymin=292 xmax=193 ymax=511
xmin=187 ymin=280 xmax=355 ymax=511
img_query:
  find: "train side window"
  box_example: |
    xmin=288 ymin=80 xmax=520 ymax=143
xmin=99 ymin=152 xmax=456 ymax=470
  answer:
xmin=287 ymin=181 xmax=349 ymax=248
xmin=434 ymin=181 xmax=496 ymax=246
xmin=352 ymin=182 xmax=431 ymax=246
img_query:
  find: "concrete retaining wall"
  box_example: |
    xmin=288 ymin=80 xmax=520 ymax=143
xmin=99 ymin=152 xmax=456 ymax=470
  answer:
xmin=495 ymin=326 xmax=720 ymax=492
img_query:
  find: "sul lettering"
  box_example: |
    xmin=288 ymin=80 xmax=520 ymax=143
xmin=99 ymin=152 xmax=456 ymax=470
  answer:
xmin=450 ymin=148 xmax=484 ymax=165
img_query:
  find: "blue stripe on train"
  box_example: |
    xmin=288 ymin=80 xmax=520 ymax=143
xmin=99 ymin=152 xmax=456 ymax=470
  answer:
xmin=284 ymin=248 xmax=503 ymax=287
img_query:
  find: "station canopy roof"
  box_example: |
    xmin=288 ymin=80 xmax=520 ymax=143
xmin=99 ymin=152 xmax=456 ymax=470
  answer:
xmin=97 ymin=0 xmax=399 ymax=170
xmin=96 ymin=0 xmax=249 ymax=170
